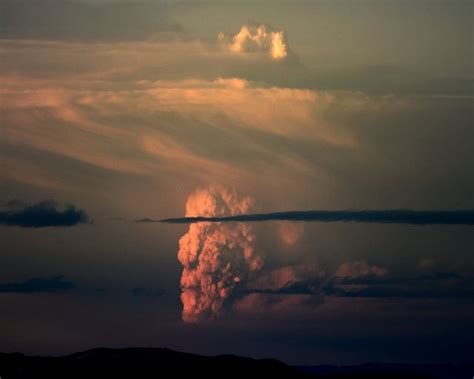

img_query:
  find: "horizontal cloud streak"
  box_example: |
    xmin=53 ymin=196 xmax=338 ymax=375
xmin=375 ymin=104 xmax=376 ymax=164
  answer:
xmin=157 ymin=209 xmax=474 ymax=225
xmin=0 ymin=276 xmax=75 ymax=293
xmin=0 ymin=200 xmax=89 ymax=228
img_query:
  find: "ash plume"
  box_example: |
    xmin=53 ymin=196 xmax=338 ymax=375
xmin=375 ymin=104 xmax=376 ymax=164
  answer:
xmin=177 ymin=186 xmax=263 ymax=323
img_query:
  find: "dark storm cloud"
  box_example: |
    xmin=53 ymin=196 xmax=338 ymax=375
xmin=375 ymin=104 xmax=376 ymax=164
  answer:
xmin=0 ymin=200 xmax=88 ymax=228
xmin=0 ymin=276 xmax=75 ymax=293
xmin=0 ymin=0 xmax=183 ymax=41
xmin=158 ymin=210 xmax=474 ymax=225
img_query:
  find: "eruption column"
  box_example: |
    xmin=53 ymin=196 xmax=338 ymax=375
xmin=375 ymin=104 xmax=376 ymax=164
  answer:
xmin=177 ymin=186 xmax=263 ymax=323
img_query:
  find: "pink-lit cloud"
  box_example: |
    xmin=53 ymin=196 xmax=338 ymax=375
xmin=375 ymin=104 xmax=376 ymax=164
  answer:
xmin=177 ymin=186 xmax=263 ymax=322
xmin=278 ymin=222 xmax=304 ymax=246
xmin=0 ymin=38 xmax=438 ymax=214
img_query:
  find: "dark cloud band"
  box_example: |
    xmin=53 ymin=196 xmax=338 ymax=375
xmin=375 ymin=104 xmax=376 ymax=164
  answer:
xmin=247 ymin=272 xmax=473 ymax=299
xmin=0 ymin=200 xmax=89 ymax=228
xmin=0 ymin=276 xmax=75 ymax=293
xmin=156 ymin=210 xmax=474 ymax=225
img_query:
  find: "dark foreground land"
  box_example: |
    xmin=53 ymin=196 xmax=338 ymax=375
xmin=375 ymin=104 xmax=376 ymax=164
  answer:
xmin=0 ymin=348 xmax=472 ymax=379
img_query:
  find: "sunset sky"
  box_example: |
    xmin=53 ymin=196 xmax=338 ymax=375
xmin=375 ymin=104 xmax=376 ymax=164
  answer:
xmin=1 ymin=0 xmax=473 ymax=364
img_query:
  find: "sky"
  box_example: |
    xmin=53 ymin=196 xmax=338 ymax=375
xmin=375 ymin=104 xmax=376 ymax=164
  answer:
xmin=0 ymin=0 xmax=473 ymax=365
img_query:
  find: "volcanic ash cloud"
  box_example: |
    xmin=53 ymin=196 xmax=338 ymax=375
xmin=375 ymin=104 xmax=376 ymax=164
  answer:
xmin=177 ymin=186 xmax=263 ymax=323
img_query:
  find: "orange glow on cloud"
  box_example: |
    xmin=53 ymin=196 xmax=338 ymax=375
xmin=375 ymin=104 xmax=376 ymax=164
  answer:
xmin=177 ymin=186 xmax=263 ymax=322
xmin=278 ymin=222 xmax=304 ymax=246
xmin=219 ymin=24 xmax=288 ymax=60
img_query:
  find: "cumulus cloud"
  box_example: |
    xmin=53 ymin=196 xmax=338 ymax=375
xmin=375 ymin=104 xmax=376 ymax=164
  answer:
xmin=0 ymin=200 xmax=89 ymax=228
xmin=0 ymin=276 xmax=75 ymax=293
xmin=218 ymin=24 xmax=288 ymax=60
xmin=177 ymin=186 xmax=263 ymax=322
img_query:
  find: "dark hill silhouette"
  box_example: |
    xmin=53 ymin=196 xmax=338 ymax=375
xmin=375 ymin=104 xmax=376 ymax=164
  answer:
xmin=1 ymin=348 xmax=297 ymax=379
xmin=0 ymin=347 xmax=471 ymax=378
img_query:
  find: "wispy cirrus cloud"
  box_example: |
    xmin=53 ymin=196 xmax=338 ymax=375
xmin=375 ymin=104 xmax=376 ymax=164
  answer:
xmin=1 ymin=28 xmax=472 ymax=209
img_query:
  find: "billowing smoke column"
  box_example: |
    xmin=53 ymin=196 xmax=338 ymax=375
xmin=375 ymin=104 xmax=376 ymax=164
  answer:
xmin=177 ymin=186 xmax=263 ymax=323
